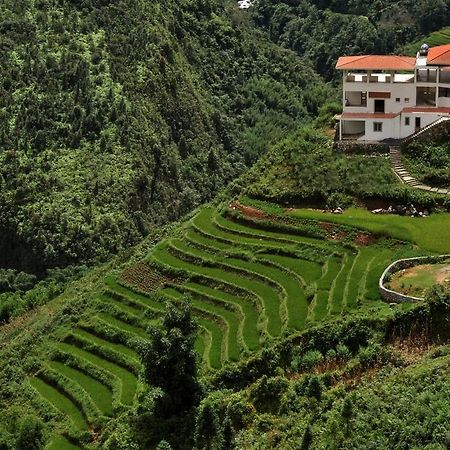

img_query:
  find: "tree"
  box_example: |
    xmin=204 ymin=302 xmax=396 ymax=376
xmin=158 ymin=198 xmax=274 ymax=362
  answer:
xmin=300 ymin=424 xmax=313 ymax=450
xmin=140 ymin=298 xmax=201 ymax=418
xmin=341 ymin=396 xmax=354 ymax=436
xmin=15 ymin=416 xmax=45 ymax=450
xmin=194 ymin=400 xmax=223 ymax=450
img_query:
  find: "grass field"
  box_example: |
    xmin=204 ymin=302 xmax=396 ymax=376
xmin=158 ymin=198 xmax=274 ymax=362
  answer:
xmin=288 ymin=208 xmax=450 ymax=254
xmin=28 ymin=199 xmax=439 ymax=447
xmin=388 ymin=260 xmax=450 ymax=297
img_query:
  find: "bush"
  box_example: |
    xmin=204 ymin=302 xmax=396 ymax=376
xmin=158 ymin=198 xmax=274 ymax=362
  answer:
xmin=15 ymin=416 xmax=46 ymax=450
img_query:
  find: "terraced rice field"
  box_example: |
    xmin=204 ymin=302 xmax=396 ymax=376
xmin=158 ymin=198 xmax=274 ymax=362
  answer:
xmin=29 ymin=202 xmax=416 ymax=447
xmin=404 ymin=27 xmax=450 ymax=55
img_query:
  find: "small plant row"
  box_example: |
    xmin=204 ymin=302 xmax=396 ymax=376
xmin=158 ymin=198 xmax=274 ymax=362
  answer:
xmin=119 ymin=262 xmax=173 ymax=294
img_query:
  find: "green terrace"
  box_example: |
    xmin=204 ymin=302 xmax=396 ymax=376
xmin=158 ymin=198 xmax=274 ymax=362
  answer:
xmin=28 ymin=202 xmax=424 ymax=448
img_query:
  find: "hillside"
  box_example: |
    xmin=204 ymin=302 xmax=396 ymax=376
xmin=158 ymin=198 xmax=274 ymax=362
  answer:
xmin=3 ymin=1 xmax=450 ymax=449
xmin=1 ymin=189 xmax=450 ymax=448
xmin=252 ymin=0 xmax=450 ymax=78
xmin=0 ymin=0 xmax=333 ymax=274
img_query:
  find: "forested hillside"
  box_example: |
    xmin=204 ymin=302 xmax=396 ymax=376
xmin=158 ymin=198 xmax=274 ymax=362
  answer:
xmin=0 ymin=0 xmax=332 ymax=273
xmin=252 ymin=0 xmax=450 ymax=78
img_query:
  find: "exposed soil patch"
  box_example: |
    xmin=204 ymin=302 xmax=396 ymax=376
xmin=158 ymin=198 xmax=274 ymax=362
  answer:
xmin=354 ymin=232 xmax=377 ymax=246
xmin=436 ymin=264 xmax=450 ymax=284
xmin=230 ymin=200 xmax=266 ymax=220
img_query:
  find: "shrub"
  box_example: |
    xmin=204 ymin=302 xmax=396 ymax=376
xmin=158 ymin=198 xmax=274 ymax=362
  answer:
xmin=15 ymin=416 xmax=46 ymax=450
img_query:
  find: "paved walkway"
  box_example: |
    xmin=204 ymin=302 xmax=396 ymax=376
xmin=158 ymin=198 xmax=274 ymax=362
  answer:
xmin=389 ymin=146 xmax=450 ymax=195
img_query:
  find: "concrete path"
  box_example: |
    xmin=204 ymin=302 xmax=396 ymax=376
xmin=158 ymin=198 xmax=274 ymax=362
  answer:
xmin=389 ymin=146 xmax=450 ymax=195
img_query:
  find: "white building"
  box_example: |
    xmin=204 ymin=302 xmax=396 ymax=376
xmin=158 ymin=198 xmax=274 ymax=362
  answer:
xmin=336 ymin=44 xmax=450 ymax=141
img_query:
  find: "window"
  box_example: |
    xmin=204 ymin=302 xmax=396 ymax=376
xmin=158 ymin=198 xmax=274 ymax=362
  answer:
xmin=396 ymin=98 xmax=401 ymax=102
xmin=439 ymin=87 xmax=450 ymax=98
xmin=405 ymin=117 xmax=410 ymax=126
xmin=373 ymin=122 xmax=383 ymax=132
xmin=405 ymin=98 xmax=410 ymax=103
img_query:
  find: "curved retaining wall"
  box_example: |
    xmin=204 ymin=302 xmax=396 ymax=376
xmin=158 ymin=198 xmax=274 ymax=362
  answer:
xmin=379 ymin=255 xmax=450 ymax=303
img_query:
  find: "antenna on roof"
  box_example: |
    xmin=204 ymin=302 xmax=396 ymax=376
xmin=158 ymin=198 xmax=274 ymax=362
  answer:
xmin=419 ymin=43 xmax=429 ymax=56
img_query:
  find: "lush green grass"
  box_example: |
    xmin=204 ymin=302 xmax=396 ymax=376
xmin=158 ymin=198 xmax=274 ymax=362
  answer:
xmin=169 ymin=238 xmax=284 ymax=332
xmin=313 ymin=290 xmax=330 ymax=321
xmin=96 ymin=313 xmax=148 ymax=339
xmin=184 ymin=282 xmax=261 ymax=351
xmin=288 ymin=208 xmax=450 ymax=254
xmin=316 ymin=256 xmax=342 ymax=290
xmin=163 ymin=285 xmax=241 ymax=361
xmin=151 ymin=242 xmax=281 ymax=337
xmin=344 ymin=248 xmax=379 ymax=309
xmin=403 ymin=27 xmax=450 ymax=55
xmin=73 ymin=328 xmax=140 ymax=361
xmin=56 ymin=342 xmax=137 ymax=406
xmin=45 ymin=435 xmax=82 ymax=450
xmin=215 ymin=211 xmax=334 ymax=249
xmin=161 ymin=288 xmax=224 ymax=369
xmin=259 ymin=254 xmax=323 ymax=285
xmin=29 ymin=377 xmax=88 ymax=430
xmin=96 ymin=293 xmax=145 ymax=318
xmin=173 ymin=237 xmax=309 ymax=330
xmin=47 ymin=361 xmax=114 ymax=417
xmin=329 ymin=253 xmax=355 ymax=315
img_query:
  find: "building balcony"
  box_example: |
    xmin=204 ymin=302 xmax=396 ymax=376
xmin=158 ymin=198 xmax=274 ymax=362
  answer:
xmin=345 ymin=72 xmax=414 ymax=84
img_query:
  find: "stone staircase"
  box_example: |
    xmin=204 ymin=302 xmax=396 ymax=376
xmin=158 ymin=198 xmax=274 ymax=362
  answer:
xmin=389 ymin=146 xmax=450 ymax=195
xmin=388 ymin=116 xmax=450 ymax=195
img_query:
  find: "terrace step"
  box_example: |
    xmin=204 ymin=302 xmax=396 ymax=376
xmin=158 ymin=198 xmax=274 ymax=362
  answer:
xmin=56 ymin=342 xmax=138 ymax=406
xmin=29 ymin=376 xmax=88 ymax=431
xmin=47 ymin=361 xmax=114 ymax=417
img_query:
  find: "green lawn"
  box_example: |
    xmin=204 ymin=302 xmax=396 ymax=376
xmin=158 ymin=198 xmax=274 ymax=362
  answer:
xmin=389 ymin=261 xmax=450 ymax=297
xmin=288 ymin=208 xmax=450 ymax=254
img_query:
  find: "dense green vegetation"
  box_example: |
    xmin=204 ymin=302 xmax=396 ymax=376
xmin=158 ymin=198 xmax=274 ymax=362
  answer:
xmin=0 ymin=0 xmax=334 ymax=274
xmin=403 ymin=26 xmax=450 ymax=55
xmin=2 ymin=196 xmax=441 ymax=449
xmin=2 ymin=0 xmax=450 ymax=448
xmin=252 ymin=0 xmax=450 ymax=79
xmin=402 ymin=138 xmax=450 ymax=189
xmin=237 ymin=125 xmax=450 ymax=210
xmin=0 ymin=265 xmax=88 ymax=323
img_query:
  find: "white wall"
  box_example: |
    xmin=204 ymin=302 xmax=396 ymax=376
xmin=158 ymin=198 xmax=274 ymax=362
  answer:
xmin=343 ymin=80 xmax=415 ymax=114
xmin=438 ymin=96 xmax=450 ymax=108
xmin=363 ymin=117 xmax=398 ymax=141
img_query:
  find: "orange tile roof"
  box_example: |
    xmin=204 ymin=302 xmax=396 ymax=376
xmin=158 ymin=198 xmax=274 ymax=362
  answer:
xmin=427 ymin=44 xmax=450 ymax=65
xmin=336 ymin=55 xmax=416 ymax=71
xmin=341 ymin=112 xmax=399 ymax=120
xmin=403 ymin=107 xmax=450 ymax=114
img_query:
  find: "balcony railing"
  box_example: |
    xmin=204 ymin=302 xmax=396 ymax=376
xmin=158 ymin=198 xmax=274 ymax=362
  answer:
xmin=345 ymin=73 xmax=414 ymax=83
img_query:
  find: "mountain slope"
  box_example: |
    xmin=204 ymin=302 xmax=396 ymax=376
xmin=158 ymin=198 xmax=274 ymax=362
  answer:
xmin=0 ymin=0 xmax=332 ymax=273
